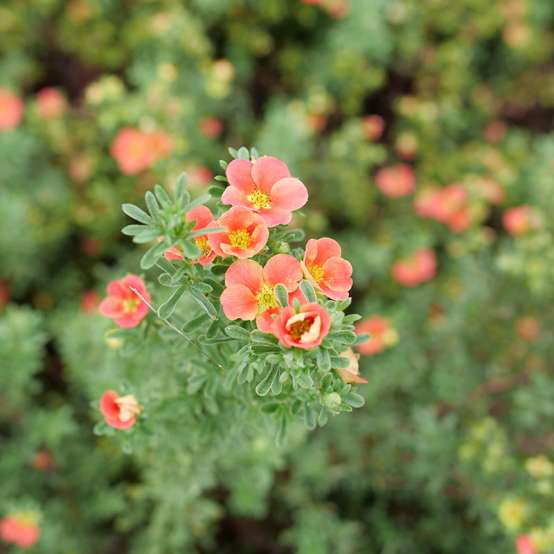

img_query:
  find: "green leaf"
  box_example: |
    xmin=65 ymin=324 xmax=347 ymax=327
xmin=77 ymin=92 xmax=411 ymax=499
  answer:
xmin=145 ymin=191 xmax=161 ymax=222
xmin=281 ymin=229 xmax=305 ymax=243
xmin=182 ymin=240 xmax=202 ymax=259
xmin=237 ymin=146 xmax=250 ymax=160
xmin=133 ymin=228 xmax=161 ymax=244
xmin=122 ymin=203 xmax=151 ymax=224
xmin=140 ymin=240 xmax=169 ymax=270
xmin=316 ymin=348 xmax=331 ymax=371
xmin=175 ymin=173 xmax=190 ymax=206
xmin=154 ymin=184 xmax=171 ymax=207
xmin=187 ymin=373 xmax=207 ymax=395
xmin=275 ymin=283 xmax=289 ymax=307
xmin=354 ymin=333 xmax=370 ymax=345
xmin=219 ymin=160 xmax=228 ymax=170
xmin=122 ymin=224 xmax=147 ymax=236
xmin=225 ymin=325 xmax=250 ymax=340
xmin=255 ymin=368 xmax=276 ymax=396
xmin=331 ymin=356 xmax=352 ymax=369
xmin=228 ymin=147 xmax=238 ymax=158
xmin=328 ymin=331 xmax=357 ymax=345
xmin=158 ymin=286 xmax=187 ymax=319
xmin=182 ymin=314 xmax=209 ymax=332
xmin=250 ymin=147 xmax=260 ymax=159
xmin=190 ymin=289 xmax=217 ymax=319
xmin=189 ymin=226 xmax=223 ymax=238
xmin=344 ymin=392 xmax=365 ymax=408
xmin=304 ymin=407 xmax=316 ymax=430
xmin=214 ymin=175 xmax=228 ymax=182
xmin=335 ymin=298 xmax=352 ymax=311
xmin=299 ymin=280 xmax=317 ymax=303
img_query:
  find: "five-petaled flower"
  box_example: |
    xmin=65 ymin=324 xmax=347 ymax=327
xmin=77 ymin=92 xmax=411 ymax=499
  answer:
xmin=220 ymin=254 xmax=302 ymax=332
xmin=222 ymin=156 xmax=308 ymax=227
xmin=99 ymin=275 xmax=150 ymax=328
xmin=100 ymin=390 xmax=142 ymax=429
xmin=164 ymin=205 xmax=217 ymax=265
xmin=335 ymin=348 xmax=367 ymax=384
xmin=0 ymin=513 xmax=40 ymax=548
xmin=392 ymin=248 xmax=436 ymax=287
xmin=208 ymin=207 xmax=269 ymax=259
xmin=272 ymin=302 xmax=331 ymax=350
xmin=302 ymin=238 xmax=353 ymax=301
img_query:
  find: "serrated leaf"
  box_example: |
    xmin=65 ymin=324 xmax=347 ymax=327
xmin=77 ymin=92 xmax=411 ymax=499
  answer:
xmin=122 ymin=203 xmax=151 ymax=224
xmin=299 ymin=280 xmax=317 ymax=303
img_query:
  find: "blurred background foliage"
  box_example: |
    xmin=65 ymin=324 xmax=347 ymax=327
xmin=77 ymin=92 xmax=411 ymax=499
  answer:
xmin=0 ymin=0 xmax=553 ymax=552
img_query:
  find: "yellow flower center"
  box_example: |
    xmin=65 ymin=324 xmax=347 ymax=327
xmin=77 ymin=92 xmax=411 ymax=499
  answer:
xmin=247 ymin=189 xmax=271 ymax=210
xmin=308 ymin=264 xmax=325 ymax=283
xmin=256 ymin=284 xmax=278 ymax=312
xmin=122 ymin=298 xmax=139 ymax=314
xmin=195 ymin=236 xmax=210 ymax=254
xmin=228 ymin=229 xmax=251 ymax=250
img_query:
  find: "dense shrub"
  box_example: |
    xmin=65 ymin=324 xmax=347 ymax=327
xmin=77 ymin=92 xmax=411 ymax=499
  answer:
xmin=0 ymin=1 xmax=553 ymax=552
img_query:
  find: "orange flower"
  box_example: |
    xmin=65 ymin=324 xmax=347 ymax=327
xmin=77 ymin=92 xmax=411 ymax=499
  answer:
xmin=100 ymin=390 xmax=142 ymax=429
xmin=356 ymin=316 xmax=398 ymax=356
xmin=272 ymin=302 xmax=331 ymax=350
xmin=302 ymin=238 xmax=352 ymax=301
xmin=99 ymin=275 xmax=150 ymax=328
xmin=220 ymin=254 xmax=302 ymax=332
xmin=208 ymin=207 xmax=269 ymax=259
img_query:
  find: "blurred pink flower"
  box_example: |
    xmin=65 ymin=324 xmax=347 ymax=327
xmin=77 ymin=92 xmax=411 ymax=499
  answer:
xmin=0 ymin=514 xmax=39 ymax=548
xmin=375 ymin=164 xmax=416 ymax=198
xmin=361 ymin=115 xmax=384 ymax=141
xmin=0 ymin=88 xmax=24 ymax=131
xmin=503 ymin=205 xmax=541 ymax=236
xmin=392 ymin=248 xmax=437 ymax=287
xmin=100 ymin=390 xmax=141 ymax=429
xmin=36 ymin=87 xmax=67 ymax=119
xmin=356 ymin=316 xmax=398 ymax=356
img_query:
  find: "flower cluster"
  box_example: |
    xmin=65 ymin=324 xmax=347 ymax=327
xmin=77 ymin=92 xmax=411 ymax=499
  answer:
xmin=97 ymin=149 xmax=364 ymax=431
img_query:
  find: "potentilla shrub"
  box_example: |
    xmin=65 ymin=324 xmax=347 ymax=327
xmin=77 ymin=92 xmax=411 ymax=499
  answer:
xmin=96 ymin=148 xmax=367 ymax=441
